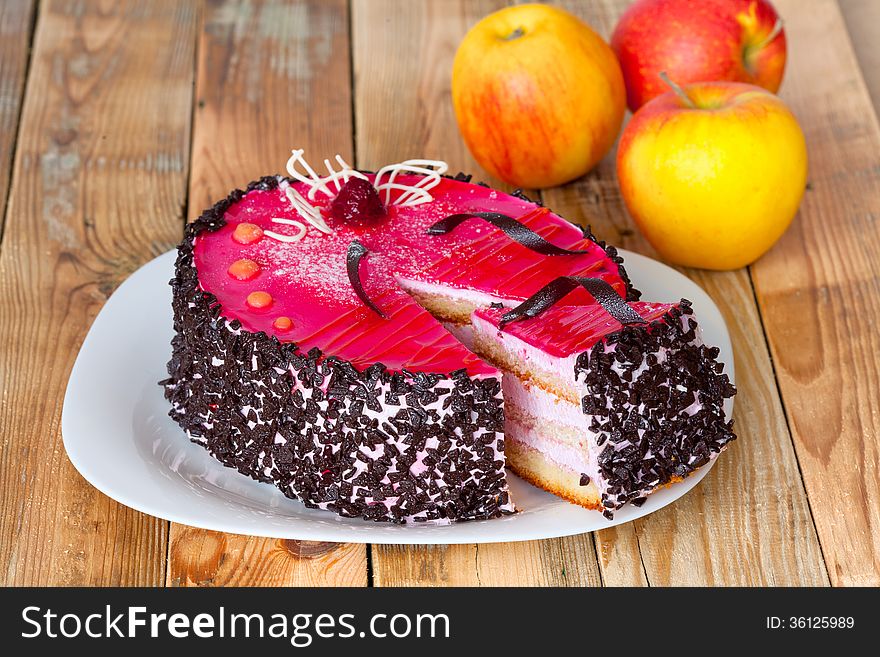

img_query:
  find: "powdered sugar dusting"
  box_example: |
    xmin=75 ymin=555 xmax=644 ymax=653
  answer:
xmin=192 ymin=173 xmax=630 ymax=373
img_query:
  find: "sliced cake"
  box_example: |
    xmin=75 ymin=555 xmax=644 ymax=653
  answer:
xmin=162 ymin=151 xmax=641 ymax=524
xmin=471 ymin=277 xmax=736 ymax=517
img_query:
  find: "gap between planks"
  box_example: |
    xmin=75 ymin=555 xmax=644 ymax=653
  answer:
xmin=751 ymin=0 xmax=880 ymax=586
xmin=0 ymin=0 xmax=39 ymax=247
xmin=0 ymin=0 xmax=198 ymax=586
xmin=361 ymin=0 xmax=828 ymax=587
xmin=545 ymin=0 xmax=828 ymax=587
xmin=169 ymin=0 xmax=875 ymax=588
xmin=5 ymin=0 xmax=868 ymax=586
xmin=838 ymin=0 xmax=880 ymax=114
xmin=354 ymin=0 xmax=601 ymax=587
xmin=164 ymin=0 xmax=367 ymax=588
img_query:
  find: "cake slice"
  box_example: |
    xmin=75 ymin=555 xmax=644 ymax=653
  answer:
xmin=471 ymin=277 xmax=736 ymax=517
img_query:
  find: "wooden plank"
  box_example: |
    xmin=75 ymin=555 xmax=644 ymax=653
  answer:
xmin=166 ymin=0 xmax=368 ymax=588
xmin=353 ymin=0 xmax=602 ymax=587
xmin=538 ymin=0 xmax=828 ymax=586
xmin=374 ymin=538 xmax=600 ymax=587
xmin=839 ymin=0 xmax=880 ymax=114
xmin=751 ymin=0 xmax=880 ymax=586
xmin=0 ymin=0 xmax=36 ymax=240
xmin=169 ymin=530 xmax=366 ymax=586
xmin=0 ymin=0 xmax=197 ymax=585
xmin=352 ymin=0 xmax=523 ymax=196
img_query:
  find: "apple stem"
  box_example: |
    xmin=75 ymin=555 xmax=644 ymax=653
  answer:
xmin=658 ymin=71 xmax=696 ymax=109
xmin=503 ymin=27 xmax=525 ymax=41
xmin=754 ymin=18 xmax=784 ymax=52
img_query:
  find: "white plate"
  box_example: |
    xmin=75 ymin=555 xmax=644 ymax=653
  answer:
xmin=62 ymin=249 xmax=734 ymax=544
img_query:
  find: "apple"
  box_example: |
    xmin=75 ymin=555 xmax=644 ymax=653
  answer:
xmin=616 ymin=79 xmax=807 ymax=270
xmin=452 ymin=4 xmax=625 ymax=188
xmin=611 ymin=0 xmax=786 ymax=111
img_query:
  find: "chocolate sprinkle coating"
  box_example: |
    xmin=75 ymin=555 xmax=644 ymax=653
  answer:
xmin=575 ymin=300 xmax=737 ymax=517
xmin=511 ymin=188 xmax=544 ymax=206
xmin=576 ymin=224 xmax=641 ymax=302
xmin=162 ymin=175 xmax=515 ymax=523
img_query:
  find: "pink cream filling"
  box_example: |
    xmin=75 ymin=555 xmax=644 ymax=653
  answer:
xmin=505 ymin=419 xmax=595 ymax=479
xmin=501 ymin=373 xmax=585 ymax=428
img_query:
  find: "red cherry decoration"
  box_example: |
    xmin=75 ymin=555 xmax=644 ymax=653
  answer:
xmin=328 ymin=177 xmax=386 ymax=227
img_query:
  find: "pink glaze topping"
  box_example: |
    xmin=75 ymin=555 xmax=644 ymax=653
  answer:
xmin=193 ymin=174 xmax=629 ymax=374
xmin=474 ymin=301 xmax=676 ymax=358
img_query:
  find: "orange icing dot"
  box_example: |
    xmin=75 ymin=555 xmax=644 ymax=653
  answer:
xmin=232 ymin=222 xmax=263 ymax=244
xmin=227 ymin=258 xmax=261 ymax=281
xmin=246 ymin=291 xmax=273 ymax=309
xmin=273 ymin=316 xmax=293 ymax=331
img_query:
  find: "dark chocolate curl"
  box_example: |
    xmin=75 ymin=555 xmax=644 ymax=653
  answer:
xmin=499 ymin=276 xmax=645 ymax=328
xmin=427 ymin=211 xmax=590 ymax=256
xmin=346 ymin=240 xmax=387 ymax=318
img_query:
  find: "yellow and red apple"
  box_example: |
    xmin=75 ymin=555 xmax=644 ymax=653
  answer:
xmin=611 ymin=0 xmax=786 ymax=111
xmin=452 ymin=4 xmax=625 ymax=189
xmin=617 ymin=80 xmax=807 ymax=270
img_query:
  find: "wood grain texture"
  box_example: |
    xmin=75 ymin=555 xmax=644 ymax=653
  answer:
xmin=0 ymin=0 xmax=36 ymax=240
xmin=353 ymin=0 xmax=602 ymax=587
xmin=166 ymin=0 xmax=368 ymax=587
xmin=539 ymin=0 xmax=828 ymax=586
xmin=839 ymin=0 xmax=880 ymax=114
xmin=169 ymin=530 xmax=366 ymax=586
xmin=186 ymin=0 xmax=355 ymax=216
xmin=2 ymin=0 xmax=872 ymax=588
xmin=752 ymin=0 xmax=880 ymax=586
xmin=374 ymin=539 xmax=601 ymax=587
xmin=352 ymin=0 xmax=518 ymax=193
xmin=0 ymin=0 xmax=197 ymax=585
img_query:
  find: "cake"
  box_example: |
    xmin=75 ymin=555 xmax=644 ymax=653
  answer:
xmin=162 ymin=150 xmax=735 ymax=523
xmin=471 ymin=279 xmax=737 ymax=517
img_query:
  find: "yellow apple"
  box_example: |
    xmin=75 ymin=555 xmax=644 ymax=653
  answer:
xmin=452 ymin=4 xmax=625 ymax=189
xmin=617 ymin=80 xmax=807 ymax=270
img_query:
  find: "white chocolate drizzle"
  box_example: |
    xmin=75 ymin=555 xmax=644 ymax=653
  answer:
xmin=266 ymin=149 xmax=450 ymax=245
xmin=286 ymin=149 xmax=368 ymax=200
xmin=284 ymin=185 xmax=332 ymax=234
xmin=374 ymin=159 xmax=449 ymax=207
xmin=264 ymin=216 xmax=307 ymax=243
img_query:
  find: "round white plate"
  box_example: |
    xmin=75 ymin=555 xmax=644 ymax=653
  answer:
xmin=62 ymin=249 xmax=734 ymax=544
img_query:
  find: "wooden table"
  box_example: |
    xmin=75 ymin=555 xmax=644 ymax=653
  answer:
xmin=1 ymin=0 xmax=877 ymax=587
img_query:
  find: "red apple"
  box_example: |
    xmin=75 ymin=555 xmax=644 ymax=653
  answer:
xmin=611 ymin=0 xmax=786 ymax=111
